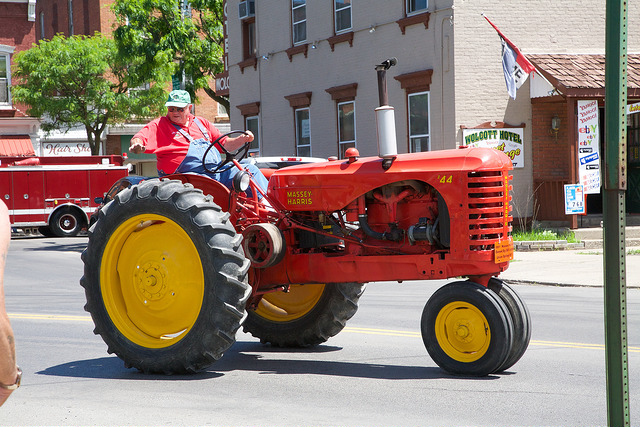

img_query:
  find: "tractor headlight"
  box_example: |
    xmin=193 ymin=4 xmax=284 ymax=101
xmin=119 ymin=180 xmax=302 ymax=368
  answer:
xmin=232 ymin=171 xmax=251 ymax=192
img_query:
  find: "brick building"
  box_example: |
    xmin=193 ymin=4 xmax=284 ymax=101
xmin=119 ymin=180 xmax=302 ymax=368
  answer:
xmin=0 ymin=0 xmax=40 ymax=158
xmin=221 ymin=0 xmax=640 ymax=227
xmin=34 ymin=0 xmax=229 ymax=176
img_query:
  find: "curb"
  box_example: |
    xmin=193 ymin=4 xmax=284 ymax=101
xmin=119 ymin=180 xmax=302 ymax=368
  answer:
xmin=503 ymin=279 xmax=640 ymax=289
xmin=515 ymin=239 xmax=640 ymax=251
xmin=514 ymin=240 xmax=585 ymax=251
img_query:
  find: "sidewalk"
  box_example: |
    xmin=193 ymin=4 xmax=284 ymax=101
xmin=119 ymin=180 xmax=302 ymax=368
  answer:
xmin=500 ymin=246 xmax=640 ymax=288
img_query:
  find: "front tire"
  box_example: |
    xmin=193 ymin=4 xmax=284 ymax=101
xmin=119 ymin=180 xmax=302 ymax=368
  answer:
xmin=488 ymin=278 xmax=531 ymax=372
xmin=421 ymin=281 xmax=514 ymax=376
xmin=243 ymin=282 xmax=366 ymax=347
xmin=80 ymin=179 xmax=251 ymax=374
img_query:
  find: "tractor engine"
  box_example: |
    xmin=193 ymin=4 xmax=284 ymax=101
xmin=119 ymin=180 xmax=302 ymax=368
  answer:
xmin=287 ymin=180 xmax=448 ymax=257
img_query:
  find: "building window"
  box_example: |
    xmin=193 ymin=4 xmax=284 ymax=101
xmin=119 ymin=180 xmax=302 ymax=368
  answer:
xmin=334 ymin=0 xmax=351 ymax=34
xmin=28 ymin=0 xmax=36 ymax=21
xmin=407 ymin=0 xmax=428 ymax=15
xmin=218 ymin=102 xmax=228 ymax=117
xmin=292 ymin=0 xmax=306 ymax=45
xmin=245 ymin=115 xmax=260 ymax=155
xmin=337 ymin=101 xmax=356 ymax=158
xmin=0 ymin=52 xmax=12 ymax=105
xmin=243 ymin=18 xmax=257 ymax=59
xmin=295 ymin=108 xmax=311 ymax=156
xmin=408 ymin=91 xmax=430 ymax=152
xmin=629 ymin=110 xmax=640 ymax=165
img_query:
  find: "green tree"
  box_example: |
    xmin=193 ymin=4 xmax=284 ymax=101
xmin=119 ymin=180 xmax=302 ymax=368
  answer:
xmin=12 ymin=33 xmax=170 ymax=155
xmin=112 ymin=0 xmax=228 ymax=110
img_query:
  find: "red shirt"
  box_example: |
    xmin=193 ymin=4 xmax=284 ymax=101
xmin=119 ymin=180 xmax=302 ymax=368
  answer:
xmin=134 ymin=114 xmax=223 ymax=174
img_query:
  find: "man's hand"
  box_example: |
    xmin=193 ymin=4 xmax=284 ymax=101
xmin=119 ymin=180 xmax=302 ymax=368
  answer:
xmin=224 ymin=131 xmax=254 ymax=152
xmin=242 ymin=130 xmax=255 ymax=143
xmin=129 ymin=137 xmax=146 ymax=154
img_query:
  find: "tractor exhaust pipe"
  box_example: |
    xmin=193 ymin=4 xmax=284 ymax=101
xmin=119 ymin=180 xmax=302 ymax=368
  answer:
xmin=375 ymin=58 xmax=398 ymax=170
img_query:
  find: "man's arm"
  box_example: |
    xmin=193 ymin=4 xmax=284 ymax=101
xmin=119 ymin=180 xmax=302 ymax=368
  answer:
xmin=0 ymin=201 xmax=17 ymax=407
xmin=223 ymin=131 xmax=254 ymax=152
xmin=129 ymin=119 xmax=160 ymax=154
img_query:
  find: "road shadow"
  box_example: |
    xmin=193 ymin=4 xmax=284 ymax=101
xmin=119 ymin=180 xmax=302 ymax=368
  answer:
xmin=38 ymin=356 xmax=223 ymax=381
xmin=23 ymin=240 xmax=88 ymax=253
xmin=39 ymin=341 xmax=501 ymax=382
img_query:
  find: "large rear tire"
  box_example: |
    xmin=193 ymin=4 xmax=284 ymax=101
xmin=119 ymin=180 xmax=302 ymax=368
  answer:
xmin=421 ymin=281 xmax=514 ymax=376
xmin=243 ymin=282 xmax=366 ymax=347
xmin=80 ymin=179 xmax=251 ymax=374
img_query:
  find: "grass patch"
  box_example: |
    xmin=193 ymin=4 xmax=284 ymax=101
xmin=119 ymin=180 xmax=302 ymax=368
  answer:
xmin=578 ymin=249 xmax=640 ymax=255
xmin=513 ymin=229 xmax=579 ymax=243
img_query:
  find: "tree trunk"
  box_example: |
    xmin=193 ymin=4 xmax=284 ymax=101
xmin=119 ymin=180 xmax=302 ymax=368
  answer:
xmin=203 ymin=86 xmax=229 ymax=112
xmin=85 ymin=126 xmax=101 ymax=156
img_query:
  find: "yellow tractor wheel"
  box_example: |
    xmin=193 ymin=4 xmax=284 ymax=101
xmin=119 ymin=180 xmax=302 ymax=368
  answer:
xmin=81 ymin=179 xmax=251 ymax=374
xmin=243 ymin=283 xmax=366 ymax=347
xmin=421 ymin=281 xmax=513 ymax=376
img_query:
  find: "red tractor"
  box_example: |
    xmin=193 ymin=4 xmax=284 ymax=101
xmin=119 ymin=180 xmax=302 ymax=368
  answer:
xmin=81 ymin=61 xmax=530 ymax=377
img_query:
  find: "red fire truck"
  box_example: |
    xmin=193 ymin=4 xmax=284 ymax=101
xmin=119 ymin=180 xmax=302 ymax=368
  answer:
xmin=0 ymin=155 xmax=129 ymax=237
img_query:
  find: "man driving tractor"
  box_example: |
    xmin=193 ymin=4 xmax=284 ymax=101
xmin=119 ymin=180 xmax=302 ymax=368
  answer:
xmin=129 ymin=90 xmax=268 ymax=198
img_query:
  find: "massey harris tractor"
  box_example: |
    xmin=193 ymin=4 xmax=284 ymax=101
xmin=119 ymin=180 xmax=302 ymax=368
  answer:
xmin=81 ymin=60 xmax=530 ymax=377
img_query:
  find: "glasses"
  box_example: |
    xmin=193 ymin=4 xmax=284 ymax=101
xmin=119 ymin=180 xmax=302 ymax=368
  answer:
xmin=168 ymin=106 xmax=186 ymax=112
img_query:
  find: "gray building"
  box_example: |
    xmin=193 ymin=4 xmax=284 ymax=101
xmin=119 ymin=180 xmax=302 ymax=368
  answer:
xmin=222 ymin=0 xmax=640 ymax=226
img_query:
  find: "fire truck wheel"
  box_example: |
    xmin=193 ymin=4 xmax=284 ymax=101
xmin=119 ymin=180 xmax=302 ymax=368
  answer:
xmin=80 ymin=178 xmax=251 ymax=374
xmin=243 ymin=282 xmax=366 ymax=347
xmin=421 ymin=281 xmax=514 ymax=376
xmin=488 ymin=278 xmax=531 ymax=373
xmin=50 ymin=207 xmax=83 ymax=237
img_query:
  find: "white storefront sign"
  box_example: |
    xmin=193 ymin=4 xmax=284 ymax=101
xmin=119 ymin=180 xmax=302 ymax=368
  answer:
xmin=462 ymin=127 xmax=524 ymax=168
xmin=577 ymin=100 xmax=601 ymax=194
xmin=42 ymin=141 xmax=92 ymax=157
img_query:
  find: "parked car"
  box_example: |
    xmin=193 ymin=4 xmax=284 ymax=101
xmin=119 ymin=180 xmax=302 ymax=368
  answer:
xmin=247 ymin=156 xmax=326 ymax=178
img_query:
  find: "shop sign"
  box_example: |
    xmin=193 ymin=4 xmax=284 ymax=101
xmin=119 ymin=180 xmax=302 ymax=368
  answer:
xmin=43 ymin=142 xmax=92 ymax=156
xmin=564 ymin=184 xmax=586 ymax=215
xmin=462 ymin=127 xmax=524 ymax=168
xmin=577 ymin=100 xmax=601 ymax=194
xmin=626 ymin=101 xmax=640 ymax=115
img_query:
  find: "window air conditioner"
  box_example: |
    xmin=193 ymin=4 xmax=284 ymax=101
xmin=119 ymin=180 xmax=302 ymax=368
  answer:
xmin=239 ymin=0 xmax=255 ymax=20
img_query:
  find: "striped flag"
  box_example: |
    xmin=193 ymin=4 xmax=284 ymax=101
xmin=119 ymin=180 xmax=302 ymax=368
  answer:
xmin=483 ymin=14 xmax=536 ymax=99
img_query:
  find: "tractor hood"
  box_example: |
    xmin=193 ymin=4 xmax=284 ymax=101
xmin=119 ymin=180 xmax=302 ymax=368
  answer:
xmin=267 ymin=147 xmax=512 ymax=212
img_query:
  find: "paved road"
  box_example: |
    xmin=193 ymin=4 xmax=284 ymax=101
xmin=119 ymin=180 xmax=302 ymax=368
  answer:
xmin=1 ymin=236 xmax=639 ymax=426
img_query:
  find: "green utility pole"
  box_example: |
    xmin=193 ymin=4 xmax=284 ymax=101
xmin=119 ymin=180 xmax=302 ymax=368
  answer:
xmin=604 ymin=1 xmax=630 ymax=426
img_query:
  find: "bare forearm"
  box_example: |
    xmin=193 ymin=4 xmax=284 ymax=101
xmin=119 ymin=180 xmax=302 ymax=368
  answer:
xmin=0 ymin=200 xmax=17 ymax=405
xmin=0 ymin=316 xmax=16 ymax=383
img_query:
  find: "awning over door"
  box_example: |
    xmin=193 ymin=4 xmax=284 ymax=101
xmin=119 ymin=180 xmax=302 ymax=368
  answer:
xmin=528 ymin=54 xmax=640 ymax=98
xmin=0 ymin=135 xmax=35 ymax=156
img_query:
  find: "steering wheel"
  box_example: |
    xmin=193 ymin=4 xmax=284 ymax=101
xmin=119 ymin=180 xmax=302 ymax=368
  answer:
xmin=202 ymin=130 xmax=253 ymax=175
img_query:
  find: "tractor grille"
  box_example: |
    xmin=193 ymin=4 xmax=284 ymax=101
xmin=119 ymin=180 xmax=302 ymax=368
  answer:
xmin=466 ymin=170 xmax=512 ymax=251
